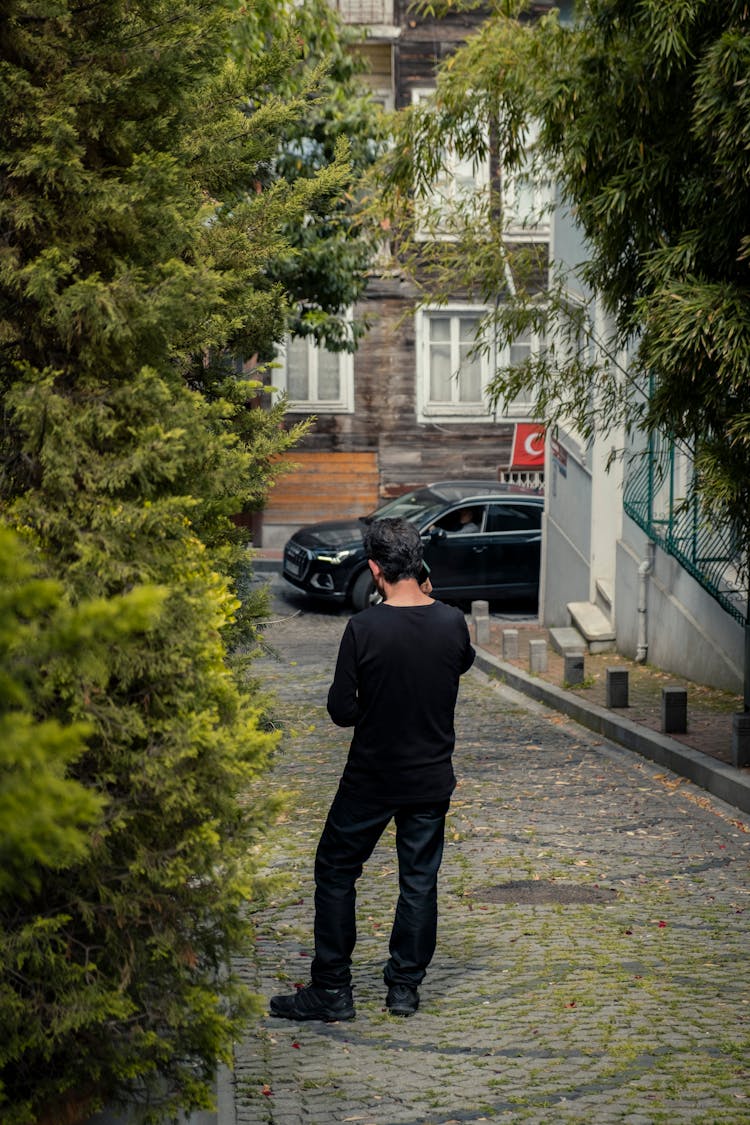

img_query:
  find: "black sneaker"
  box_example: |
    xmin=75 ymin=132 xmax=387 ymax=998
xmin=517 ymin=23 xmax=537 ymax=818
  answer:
xmin=386 ymin=983 xmax=419 ymax=1017
xmin=269 ymin=983 xmax=355 ymax=1022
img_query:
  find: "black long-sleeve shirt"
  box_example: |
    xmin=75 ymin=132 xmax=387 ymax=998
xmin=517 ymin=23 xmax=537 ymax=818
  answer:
xmin=327 ymin=601 xmax=475 ymax=803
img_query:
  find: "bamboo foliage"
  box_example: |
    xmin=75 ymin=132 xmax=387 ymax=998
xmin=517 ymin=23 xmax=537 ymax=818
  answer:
xmin=382 ymin=0 xmax=750 ymax=543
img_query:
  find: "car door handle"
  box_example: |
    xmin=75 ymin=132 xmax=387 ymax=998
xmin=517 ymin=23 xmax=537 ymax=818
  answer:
xmin=472 ymin=546 xmax=486 ymax=553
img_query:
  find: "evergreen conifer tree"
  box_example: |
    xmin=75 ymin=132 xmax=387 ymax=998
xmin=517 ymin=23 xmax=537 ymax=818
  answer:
xmin=0 ymin=1 xmax=376 ymax=1120
xmin=0 ymin=525 xmax=107 ymax=895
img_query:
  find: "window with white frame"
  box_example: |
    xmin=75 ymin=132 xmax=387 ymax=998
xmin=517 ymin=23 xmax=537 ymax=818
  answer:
xmin=416 ymin=306 xmax=542 ymax=422
xmin=503 ymin=119 xmax=552 ymax=234
xmin=278 ymin=332 xmax=354 ymax=413
xmin=412 ymin=89 xmax=490 ymax=238
xmin=416 ymin=307 xmax=493 ymax=421
xmin=500 ymin=324 xmax=543 ymax=417
xmin=336 ymin=0 xmax=393 ymax=24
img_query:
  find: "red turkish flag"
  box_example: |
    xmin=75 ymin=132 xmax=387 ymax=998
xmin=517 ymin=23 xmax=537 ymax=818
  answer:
xmin=511 ymin=423 xmax=545 ymax=468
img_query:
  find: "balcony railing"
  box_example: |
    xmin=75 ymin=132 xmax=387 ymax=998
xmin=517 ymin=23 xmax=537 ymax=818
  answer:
xmin=333 ymin=0 xmax=394 ymax=23
xmin=623 ymin=432 xmax=747 ymax=627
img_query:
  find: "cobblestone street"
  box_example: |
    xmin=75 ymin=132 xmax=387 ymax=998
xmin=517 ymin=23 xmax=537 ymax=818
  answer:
xmin=233 ymin=589 xmax=750 ymax=1124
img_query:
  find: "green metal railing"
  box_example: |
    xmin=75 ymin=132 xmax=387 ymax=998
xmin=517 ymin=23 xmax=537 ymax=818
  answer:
xmin=623 ymin=433 xmax=747 ymax=627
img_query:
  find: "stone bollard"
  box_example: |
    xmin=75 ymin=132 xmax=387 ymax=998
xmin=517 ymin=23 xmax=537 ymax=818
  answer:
xmin=528 ymin=638 xmax=548 ymax=674
xmin=502 ymin=629 xmax=519 ymax=660
xmin=563 ymin=651 xmax=585 ymax=686
xmin=732 ymin=713 xmax=750 ymax=768
xmin=662 ymin=687 xmax=687 ymax=734
xmin=606 ymin=667 xmax=629 ymax=708
xmin=474 ymin=617 xmax=490 ymax=646
xmin=471 ymin=601 xmax=490 ymax=646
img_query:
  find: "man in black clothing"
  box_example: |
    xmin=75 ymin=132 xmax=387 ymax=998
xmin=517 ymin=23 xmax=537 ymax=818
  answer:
xmin=269 ymin=517 xmax=475 ymax=1022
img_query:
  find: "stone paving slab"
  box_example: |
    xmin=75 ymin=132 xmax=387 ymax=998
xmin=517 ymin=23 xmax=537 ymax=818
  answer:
xmin=233 ymin=609 xmax=750 ymax=1125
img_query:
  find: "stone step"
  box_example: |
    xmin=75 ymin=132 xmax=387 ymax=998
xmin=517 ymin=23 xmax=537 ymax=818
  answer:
xmin=567 ymin=600 xmax=616 ymax=654
xmin=595 ymin=577 xmax=613 ymax=616
xmin=549 ymin=626 xmax=587 ymax=656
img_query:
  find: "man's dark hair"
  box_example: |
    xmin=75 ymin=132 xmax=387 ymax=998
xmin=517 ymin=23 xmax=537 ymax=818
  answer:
xmin=364 ymin=518 xmax=423 ymax=583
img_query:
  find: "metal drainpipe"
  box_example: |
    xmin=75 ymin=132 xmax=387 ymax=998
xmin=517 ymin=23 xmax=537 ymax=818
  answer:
xmin=635 ymin=541 xmax=656 ymax=663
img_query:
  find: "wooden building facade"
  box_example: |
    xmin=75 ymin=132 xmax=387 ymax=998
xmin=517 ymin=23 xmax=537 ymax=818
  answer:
xmin=260 ymin=0 xmax=553 ymax=547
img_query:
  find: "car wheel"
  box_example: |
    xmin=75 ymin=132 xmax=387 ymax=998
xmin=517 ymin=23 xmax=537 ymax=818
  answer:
xmin=351 ymin=568 xmax=377 ymax=611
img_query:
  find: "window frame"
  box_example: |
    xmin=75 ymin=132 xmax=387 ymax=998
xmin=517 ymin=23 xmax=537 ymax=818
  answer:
xmin=336 ymin=0 xmax=394 ymax=24
xmin=415 ymin=305 xmax=543 ymax=423
xmin=502 ymin=118 xmax=553 ymax=237
xmin=411 ymin=87 xmax=491 ymax=242
xmin=496 ymin=322 xmax=546 ymax=420
xmin=415 ymin=304 xmax=495 ymax=423
xmin=276 ymin=330 xmax=355 ymax=414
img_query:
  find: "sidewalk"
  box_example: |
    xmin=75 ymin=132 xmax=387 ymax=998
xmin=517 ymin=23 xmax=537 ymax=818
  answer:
xmin=471 ymin=618 xmax=750 ymax=816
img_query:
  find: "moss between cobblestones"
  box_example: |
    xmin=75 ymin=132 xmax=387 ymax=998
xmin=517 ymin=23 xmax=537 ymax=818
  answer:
xmin=233 ymin=636 xmax=750 ymax=1125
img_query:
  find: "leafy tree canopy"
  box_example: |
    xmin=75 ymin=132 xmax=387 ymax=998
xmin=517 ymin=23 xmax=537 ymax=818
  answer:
xmin=252 ymin=0 xmax=388 ymax=351
xmin=384 ymin=0 xmax=750 ymax=536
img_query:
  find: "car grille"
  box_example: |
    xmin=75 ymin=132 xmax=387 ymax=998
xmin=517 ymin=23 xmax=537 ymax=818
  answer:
xmin=284 ymin=541 xmax=311 ymax=580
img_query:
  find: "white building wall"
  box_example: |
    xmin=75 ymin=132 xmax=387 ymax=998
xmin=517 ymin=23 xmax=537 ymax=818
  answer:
xmin=540 ymin=423 xmax=743 ymax=691
xmin=587 ymin=434 xmax=624 ymax=614
xmin=616 ymin=516 xmax=744 ymax=693
xmin=542 ymin=432 xmax=592 ymax=626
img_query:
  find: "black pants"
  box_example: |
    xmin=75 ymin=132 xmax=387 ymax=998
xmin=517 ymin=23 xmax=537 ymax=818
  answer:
xmin=311 ymin=788 xmax=450 ymax=990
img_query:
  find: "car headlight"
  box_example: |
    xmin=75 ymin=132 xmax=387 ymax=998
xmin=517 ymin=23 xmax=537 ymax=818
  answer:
xmin=316 ymin=549 xmax=355 ymax=565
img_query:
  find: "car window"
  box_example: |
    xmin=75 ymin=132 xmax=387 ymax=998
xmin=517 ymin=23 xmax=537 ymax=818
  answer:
xmin=486 ymin=503 xmax=542 ymax=533
xmin=432 ymin=505 xmax=486 ymax=534
xmin=370 ymin=488 xmax=447 ymax=525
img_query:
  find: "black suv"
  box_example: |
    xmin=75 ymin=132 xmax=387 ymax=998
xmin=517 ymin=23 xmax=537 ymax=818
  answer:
xmin=282 ymin=481 xmax=543 ymax=611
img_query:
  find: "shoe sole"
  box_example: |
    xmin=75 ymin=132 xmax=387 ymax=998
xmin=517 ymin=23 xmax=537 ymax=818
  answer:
xmin=269 ymin=1003 xmax=355 ymax=1022
xmin=386 ymin=1004 xmax=418 ymax=1017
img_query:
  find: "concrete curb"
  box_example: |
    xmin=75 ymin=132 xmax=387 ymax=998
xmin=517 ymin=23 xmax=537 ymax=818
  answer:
xmin=250 ymin=556 xmax=282 ymax=573
xmin=473 ymin=645 xmax=750 ymax=816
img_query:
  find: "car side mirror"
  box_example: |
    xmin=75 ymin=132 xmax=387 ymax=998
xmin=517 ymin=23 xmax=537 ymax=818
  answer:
xmin=429 ymin=526 xmax=447 ymax=541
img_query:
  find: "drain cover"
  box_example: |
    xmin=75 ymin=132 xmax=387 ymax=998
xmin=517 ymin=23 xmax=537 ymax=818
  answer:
xmin=469 ymin=880 xmax=618 ymax=905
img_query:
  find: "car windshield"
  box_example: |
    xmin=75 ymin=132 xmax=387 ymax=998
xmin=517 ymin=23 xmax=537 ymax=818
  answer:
xmin=367 ymin=488 xmax=447 ymax=527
